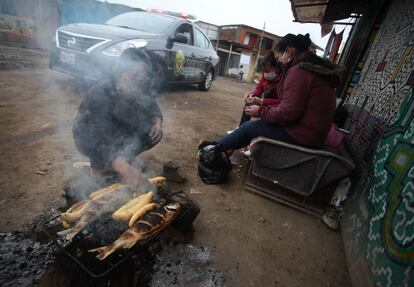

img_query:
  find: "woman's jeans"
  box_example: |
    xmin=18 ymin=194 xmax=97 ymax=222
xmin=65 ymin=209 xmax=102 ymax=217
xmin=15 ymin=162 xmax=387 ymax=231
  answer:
xmin=239 ymin=110 xmax=251 ymax=126
xmin=218 ymin=120 xmax=296 ymax=150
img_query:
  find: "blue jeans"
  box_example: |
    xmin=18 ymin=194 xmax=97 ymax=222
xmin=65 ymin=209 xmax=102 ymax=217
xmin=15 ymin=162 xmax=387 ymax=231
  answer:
xmin=218 ymin=120 xmax=296 ymax=150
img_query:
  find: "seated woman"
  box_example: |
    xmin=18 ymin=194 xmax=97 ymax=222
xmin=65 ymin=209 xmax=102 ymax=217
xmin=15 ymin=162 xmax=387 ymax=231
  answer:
xmin=239 ymin=51 xmax=282 ymax=126
xmin=218 ymin=33 xmax=338 ymax=152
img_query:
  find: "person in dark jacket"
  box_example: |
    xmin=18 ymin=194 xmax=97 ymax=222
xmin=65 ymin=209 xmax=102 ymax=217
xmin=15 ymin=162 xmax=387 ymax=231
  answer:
xmin=218 ymin=33 xmax=341 ymax=151
xmin=239 ymin=51 xmax=282 ymax=126
xmin=73 ymin=49 xmax=163 ymax=189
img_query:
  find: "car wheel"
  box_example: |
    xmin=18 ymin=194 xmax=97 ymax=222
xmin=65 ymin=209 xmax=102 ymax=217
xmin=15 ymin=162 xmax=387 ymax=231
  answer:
xmin=199 ymin=70 xmax=213 ymax=91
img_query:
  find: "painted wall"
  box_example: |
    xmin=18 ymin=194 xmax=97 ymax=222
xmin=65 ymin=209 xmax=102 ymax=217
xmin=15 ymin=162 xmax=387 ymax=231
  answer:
xmin=342 ymin=0 xmax=414 ymax=286
xmin=0 ymin=0 xmax=136 ymax=49
xmin=0 ymin=0 xmax=59 ymax=48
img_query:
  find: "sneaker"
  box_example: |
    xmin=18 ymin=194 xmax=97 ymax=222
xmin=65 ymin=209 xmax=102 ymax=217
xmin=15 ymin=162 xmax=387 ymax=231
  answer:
xmin=322 ymin=204 xmax=342 ymax=230
xmin=242 ymin=150 xmax=251 ymax=157
xmin=229 ymin=151 xmax=248 ymax=167
xmin=227 ymin=127 xmax=238 ymax=134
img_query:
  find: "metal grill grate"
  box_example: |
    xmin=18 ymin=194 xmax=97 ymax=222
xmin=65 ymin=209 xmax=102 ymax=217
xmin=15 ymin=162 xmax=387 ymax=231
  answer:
xmin=58 ymin=31 xmax=105 ymax=53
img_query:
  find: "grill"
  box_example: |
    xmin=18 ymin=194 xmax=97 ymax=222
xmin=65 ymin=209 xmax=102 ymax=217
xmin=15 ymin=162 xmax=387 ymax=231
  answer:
xmin=39 ymin=191 xmax=200 ymax=278
xmin=58 ymin=31 xmax=106 ymax=53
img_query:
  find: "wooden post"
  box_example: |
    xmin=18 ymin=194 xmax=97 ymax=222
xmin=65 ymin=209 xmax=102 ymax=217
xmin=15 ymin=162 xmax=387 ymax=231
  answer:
xmin=225 ymin=43 xmax=233 ymax=76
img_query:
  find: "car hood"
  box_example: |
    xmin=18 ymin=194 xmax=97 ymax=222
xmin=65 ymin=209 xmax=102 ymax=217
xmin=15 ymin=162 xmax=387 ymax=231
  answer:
xmin=59 ymin=23 xmax=160 ymax=40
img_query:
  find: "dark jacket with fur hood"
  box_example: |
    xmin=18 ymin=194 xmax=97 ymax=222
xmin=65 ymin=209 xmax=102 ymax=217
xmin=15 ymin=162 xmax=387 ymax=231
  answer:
xmin=259 ymin=51 xmax=344 ymax=147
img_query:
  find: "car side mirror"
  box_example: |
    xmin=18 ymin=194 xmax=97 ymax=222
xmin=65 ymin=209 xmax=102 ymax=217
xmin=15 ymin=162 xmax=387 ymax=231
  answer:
xmin=174 ymin=33 xmax=189 ymax=44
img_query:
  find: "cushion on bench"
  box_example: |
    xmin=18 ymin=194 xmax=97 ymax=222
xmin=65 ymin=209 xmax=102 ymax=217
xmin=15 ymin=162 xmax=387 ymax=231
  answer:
xmin=249 ymin=137 xmax=355 ymax=196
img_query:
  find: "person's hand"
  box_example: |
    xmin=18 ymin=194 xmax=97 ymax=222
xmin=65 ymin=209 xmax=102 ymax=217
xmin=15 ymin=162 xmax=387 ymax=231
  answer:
xmin=244 ymin=105 xmax=261 ymax=117
xmin=149 ymin=123 xmax=163 ymax=145
xmin=112 ymin=156 xmax=152 ymax=191
xmin=244 ymin=92 xmax=253 ymax=102
xmin=245 ymin=96 xmax=263 ymax=105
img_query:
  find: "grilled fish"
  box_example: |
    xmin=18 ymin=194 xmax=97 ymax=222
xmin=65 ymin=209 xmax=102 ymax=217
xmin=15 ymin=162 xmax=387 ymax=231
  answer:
xmin=59 ymin=185 xmax=132 ymax=240
xmin=89 ymin=202 xmax=180 ymax=260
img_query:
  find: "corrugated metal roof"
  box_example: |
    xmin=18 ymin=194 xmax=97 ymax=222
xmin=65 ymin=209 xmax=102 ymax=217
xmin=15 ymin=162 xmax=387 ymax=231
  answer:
xmin=290 ymin=0 xmax=366 ymax=23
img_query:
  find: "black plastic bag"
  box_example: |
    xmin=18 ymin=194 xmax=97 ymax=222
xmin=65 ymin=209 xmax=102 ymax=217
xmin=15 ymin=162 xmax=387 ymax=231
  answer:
xmin=197 ymin=141 xmax=232 ymax=184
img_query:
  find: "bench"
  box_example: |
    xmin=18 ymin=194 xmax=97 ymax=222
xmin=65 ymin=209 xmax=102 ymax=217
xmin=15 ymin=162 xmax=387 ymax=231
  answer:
xmin=244 ymin=137 xmax=355 ymax=216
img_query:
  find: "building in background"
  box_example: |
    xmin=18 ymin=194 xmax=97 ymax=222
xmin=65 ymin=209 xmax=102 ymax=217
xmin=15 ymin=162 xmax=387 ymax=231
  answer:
xmin=0 ymin=0 xmax=58 ymax=49
xmin=0 ymin=1 xmax=282 ymax=82
xmin=213 ymin=24 xmax=281 ymax=81
xmin=0 ymin=0 xmax=138 ymax=49
xmin=196 ymin=20 xmax=219 ymax=42
xmin=291 ymin=0 xmax=414 ymax=286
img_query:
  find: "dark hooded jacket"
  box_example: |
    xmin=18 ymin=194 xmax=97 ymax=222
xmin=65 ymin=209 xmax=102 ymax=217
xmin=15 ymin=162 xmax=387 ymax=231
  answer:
xmin=259 ymin=51 xmax=344 ymax=147
xmin=73 ymin=79 xmax=162 ymax=163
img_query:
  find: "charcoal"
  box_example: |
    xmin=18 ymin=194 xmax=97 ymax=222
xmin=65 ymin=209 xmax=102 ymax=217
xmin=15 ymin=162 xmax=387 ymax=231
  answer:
xmin=0 ymin=231 xmax=60 ymax=287
xmin=0 ymin=192 xmax=222 ymax=287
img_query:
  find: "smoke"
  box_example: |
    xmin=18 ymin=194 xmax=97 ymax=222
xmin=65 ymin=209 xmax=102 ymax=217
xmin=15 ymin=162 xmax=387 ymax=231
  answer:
xmin=2 ymin=0 xmax=165 ymax=208
xmin=67 ymin=54 xmax=161 ymax=202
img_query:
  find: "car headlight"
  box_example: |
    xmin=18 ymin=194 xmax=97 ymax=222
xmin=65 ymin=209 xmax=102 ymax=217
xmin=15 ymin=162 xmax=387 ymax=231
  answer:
xmin=102 ymin=39 xmax=147 ymax=56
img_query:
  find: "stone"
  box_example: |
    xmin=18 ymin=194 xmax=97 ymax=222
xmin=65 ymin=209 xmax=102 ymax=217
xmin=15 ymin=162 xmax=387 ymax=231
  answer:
xmin=163 ymin=161 xmax=186 ymax=183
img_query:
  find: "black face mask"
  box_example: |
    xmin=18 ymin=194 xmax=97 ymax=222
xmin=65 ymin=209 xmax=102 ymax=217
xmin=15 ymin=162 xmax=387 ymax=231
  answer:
xmin=276 ymin=61 xmax=284 ymax=73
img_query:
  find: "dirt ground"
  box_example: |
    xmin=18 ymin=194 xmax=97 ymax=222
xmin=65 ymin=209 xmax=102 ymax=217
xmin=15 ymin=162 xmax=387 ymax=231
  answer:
xmin=0 ymin=45 xmax=350 ymax=287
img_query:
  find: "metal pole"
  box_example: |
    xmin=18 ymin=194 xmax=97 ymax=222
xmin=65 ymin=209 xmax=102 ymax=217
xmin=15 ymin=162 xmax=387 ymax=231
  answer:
xmin=225 ymin=43 xmax=232 ymax=76
xmin=215 ymin=29 xmax=220 ymax=51
xmin=253 ymin=21 xmax=266 ymax=77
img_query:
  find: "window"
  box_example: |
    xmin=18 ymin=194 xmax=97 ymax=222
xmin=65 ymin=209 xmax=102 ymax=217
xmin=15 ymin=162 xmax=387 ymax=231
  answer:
xmin=175 ymin=23 xmax=194 ymax=45
xmin=195 ymin=22 xmax=219 ymax=40
xmin=106 ymin=12 xmax=175 ymax=34
xmin=195 ymin=28 xmax=210 ymax=49
xmin=261 ymin=37 xmax=273 ymax=50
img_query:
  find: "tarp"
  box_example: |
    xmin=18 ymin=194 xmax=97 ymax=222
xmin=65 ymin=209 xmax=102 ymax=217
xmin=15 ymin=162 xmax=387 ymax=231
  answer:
xmin=290 ymin=0 xmax=327 ymax=23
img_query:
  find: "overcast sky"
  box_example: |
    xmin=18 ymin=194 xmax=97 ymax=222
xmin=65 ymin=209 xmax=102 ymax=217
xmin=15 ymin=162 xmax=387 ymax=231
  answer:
xmin=101 ymin=0 xmax=340 ymax=50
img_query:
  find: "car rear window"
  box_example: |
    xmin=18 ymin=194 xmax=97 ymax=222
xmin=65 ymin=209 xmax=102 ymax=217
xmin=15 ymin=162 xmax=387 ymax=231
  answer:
xmin=106 ymin=12 xmax=175 ymax=33
xmin=195 ymin=28 xmax=210 ymax=49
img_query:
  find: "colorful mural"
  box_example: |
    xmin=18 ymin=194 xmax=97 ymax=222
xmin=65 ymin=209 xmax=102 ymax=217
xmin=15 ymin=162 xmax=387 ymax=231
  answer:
xmin=0 ymin=14 xmax=34 ymax=37
xmin=342 ymin=0 xmax=414 ymax=286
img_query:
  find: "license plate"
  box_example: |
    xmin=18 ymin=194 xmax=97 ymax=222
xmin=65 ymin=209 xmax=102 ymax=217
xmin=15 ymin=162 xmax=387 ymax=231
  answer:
xmin=59 ymin=50 xmax=75 ymax=65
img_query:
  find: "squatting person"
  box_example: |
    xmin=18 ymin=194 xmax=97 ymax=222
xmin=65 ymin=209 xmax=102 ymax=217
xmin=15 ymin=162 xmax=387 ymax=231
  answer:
xmin=72 ymin=49 xmax=163 ymax=189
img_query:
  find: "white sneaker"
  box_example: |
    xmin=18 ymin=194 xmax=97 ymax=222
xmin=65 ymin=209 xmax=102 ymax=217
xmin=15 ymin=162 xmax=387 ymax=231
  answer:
xmin=322 ymin=204 xmax=342 ymax=230
xmin=242 ymin=150 xmax=251 ymax=157
xmin=227 ymin=128 xmax=238 ymax=134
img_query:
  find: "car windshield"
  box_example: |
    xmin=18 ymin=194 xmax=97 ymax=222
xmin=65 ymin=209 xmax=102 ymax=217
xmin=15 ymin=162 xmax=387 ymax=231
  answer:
xmin=106 ymin=12 xmax=175 ymax=33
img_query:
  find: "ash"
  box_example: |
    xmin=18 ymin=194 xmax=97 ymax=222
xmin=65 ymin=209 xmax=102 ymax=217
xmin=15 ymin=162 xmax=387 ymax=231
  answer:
xmin=0 ymin=231 xmax=59 ymax=287
xmin=0 ymin=210 xmax=63 ymax=287
xmin=150 ymin=243 xmax=225 ymax=287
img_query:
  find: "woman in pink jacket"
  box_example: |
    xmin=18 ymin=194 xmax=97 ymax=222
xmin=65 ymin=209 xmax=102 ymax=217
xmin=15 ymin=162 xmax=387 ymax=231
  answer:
xmin=239 ymin=51 xmax=282 ymax=126
xmin=218 ymin=33 xmax=339 ymax=151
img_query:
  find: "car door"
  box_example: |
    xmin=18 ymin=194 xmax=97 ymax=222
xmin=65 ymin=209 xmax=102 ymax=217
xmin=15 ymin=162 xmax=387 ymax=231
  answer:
xmin=193 ymin=27 xmax=211 ymax=81
xmin=168 ymin=23 xmax=200 ymax=82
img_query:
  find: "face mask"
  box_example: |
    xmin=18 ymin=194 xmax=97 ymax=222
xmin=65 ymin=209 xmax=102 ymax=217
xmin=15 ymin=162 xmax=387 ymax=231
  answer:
xmin=277 ymin=51 xmax=291 ymax=72
xmin=276 ymin=61 xmax=283 ymax=72
xmin=280 ymin=51 xmax=289 ymax=64
xmin=263 ymin=71 xmax=276 ymax=81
